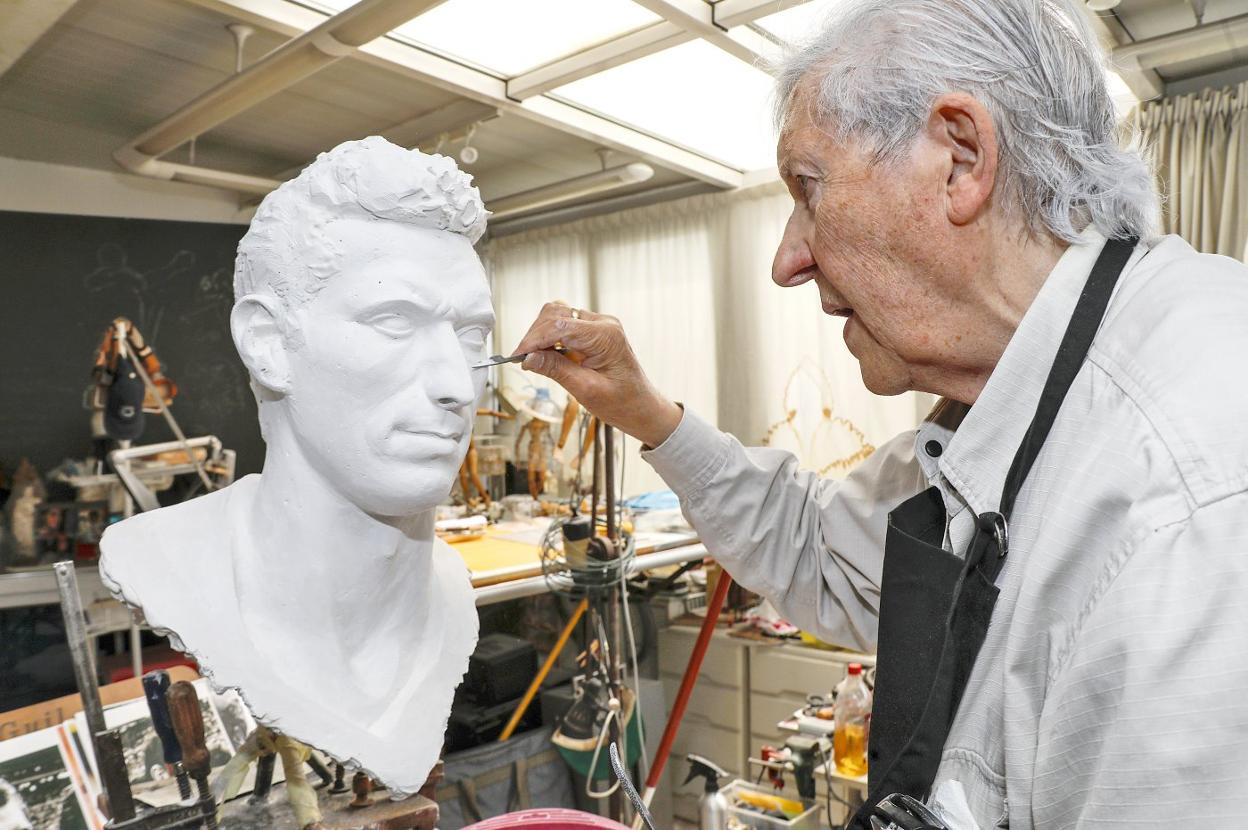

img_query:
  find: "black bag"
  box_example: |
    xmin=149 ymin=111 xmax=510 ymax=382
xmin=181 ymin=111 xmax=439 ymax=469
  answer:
xmin=435 ymin=727 xmax=574 ymax=829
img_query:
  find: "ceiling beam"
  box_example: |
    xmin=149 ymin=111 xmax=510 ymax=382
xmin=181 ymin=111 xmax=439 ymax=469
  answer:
xmin=712 ymin=0 xmax=808 ymax=29
xmin=628 ymin=0 xmax=770 ymax=68
xmin=506 ymin=22 xmax=688 ymax=101
xmin=183 ymin=0 xmax=743 ymax=188
xmin=1080 ymin=7 xmax=1165 ymax=103
xmin=1113 ymin=12 xmax=1248 ymax=76
xmin=506 ymin=0 xmax=809 ymax=100
xmin=272 ymin=99 xmax=498 ymax=180
xmin=381 ymin=99 xmax=499 ymax=149
xmin=0 ymin=0 xmax=79 ymax=78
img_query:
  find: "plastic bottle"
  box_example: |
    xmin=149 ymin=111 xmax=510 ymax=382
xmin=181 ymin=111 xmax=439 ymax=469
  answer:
xmin=833 ymin=663 xmax=871 ymax=777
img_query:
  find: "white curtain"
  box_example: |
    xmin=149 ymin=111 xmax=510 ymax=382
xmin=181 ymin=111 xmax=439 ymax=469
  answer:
xmin=486 ymin=182 xmax=931 ymax=495
xmin=1138 ymin=81 xmax=1248 ymax=260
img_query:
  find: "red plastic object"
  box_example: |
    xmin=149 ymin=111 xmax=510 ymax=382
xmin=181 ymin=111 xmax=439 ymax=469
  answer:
xmin=463 ymin=808 xmax=631 ymax=829
xmin=642 ymin=570 xmax=733 ymax=793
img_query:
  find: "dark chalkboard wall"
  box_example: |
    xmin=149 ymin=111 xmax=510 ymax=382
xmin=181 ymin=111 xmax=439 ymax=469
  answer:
xmin=0 ymin=210 xmax=264 ymax=477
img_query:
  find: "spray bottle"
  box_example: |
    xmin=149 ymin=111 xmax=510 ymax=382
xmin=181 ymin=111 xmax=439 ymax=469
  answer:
xmin=685 ymin=754 xmax=730 ymax=830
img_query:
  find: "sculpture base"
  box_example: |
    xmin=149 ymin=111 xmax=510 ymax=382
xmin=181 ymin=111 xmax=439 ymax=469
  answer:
xmin=220 ymin=785 xmax=439 ymax=830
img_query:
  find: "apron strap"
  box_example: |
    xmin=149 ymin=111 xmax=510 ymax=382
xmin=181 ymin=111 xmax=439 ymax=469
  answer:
xmin=998 ymin=237 xmax=1137 ymax=521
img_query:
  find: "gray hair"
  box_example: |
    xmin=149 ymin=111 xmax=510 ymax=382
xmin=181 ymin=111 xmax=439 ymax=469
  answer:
xmin=773 ymin=0 xmax=1159 ymax=242
xmin=235 ymin=136 xmax=487 ymax=307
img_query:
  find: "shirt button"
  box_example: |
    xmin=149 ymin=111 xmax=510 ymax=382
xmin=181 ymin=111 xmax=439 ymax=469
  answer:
xmin=924 ymin=440 xmax=943 ymax=458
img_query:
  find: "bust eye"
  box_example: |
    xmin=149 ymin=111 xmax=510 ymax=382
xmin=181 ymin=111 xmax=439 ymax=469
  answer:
xmin=364 ymin=313 xmax=415 ymax=337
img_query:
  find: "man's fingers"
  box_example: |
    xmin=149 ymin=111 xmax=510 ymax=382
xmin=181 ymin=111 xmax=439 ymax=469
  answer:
xmin=522 ymin=349 xmax=596 ymax=396
xmin=513 ymin=317 xmax=620 ymax=362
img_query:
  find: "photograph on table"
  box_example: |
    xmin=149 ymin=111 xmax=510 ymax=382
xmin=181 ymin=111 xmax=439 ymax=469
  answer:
xmin=0 ymin=725 xmax=94 ymax=830
xmin=71 ymin=679 xmax=236 ymax=809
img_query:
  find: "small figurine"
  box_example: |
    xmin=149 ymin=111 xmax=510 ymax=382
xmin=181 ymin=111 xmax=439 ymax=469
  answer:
xmin=458 ymin=409 xmax=513 ymax=507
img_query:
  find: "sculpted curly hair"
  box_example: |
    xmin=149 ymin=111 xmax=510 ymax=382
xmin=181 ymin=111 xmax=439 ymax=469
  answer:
xmin=234 ymin=136 xmax=488 ymax=308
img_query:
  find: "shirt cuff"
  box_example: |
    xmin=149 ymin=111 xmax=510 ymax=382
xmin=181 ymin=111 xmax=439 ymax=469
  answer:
xmin=640 ymin=406 xmax=731 ymax=497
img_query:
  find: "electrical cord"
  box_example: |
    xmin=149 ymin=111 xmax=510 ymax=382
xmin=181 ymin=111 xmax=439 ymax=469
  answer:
xmin=817 ymin=743 xmax=857 ymax=830
xmin=620 ymin=534 xmax=649 ymax=781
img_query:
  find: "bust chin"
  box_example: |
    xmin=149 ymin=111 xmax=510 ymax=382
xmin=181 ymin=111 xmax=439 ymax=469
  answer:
xmin=99 ymin=474 xmax=478 ymax=795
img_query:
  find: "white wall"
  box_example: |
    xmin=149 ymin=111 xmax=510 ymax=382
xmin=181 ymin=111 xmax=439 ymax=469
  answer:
xmin=0 ymin=155 xmax=250 ymax=225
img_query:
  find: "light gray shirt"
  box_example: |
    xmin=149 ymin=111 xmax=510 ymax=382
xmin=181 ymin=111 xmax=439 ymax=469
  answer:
xmin=643 ymin=229 xmax=1248 ymax=828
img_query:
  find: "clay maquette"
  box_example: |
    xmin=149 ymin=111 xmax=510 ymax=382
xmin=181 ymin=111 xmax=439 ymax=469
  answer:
xmin=100 ymin=136 xmax=492 ymax=794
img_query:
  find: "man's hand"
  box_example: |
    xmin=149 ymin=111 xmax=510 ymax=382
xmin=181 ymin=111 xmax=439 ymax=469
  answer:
xmin=511 ymin=303 xmax=683 ymax=448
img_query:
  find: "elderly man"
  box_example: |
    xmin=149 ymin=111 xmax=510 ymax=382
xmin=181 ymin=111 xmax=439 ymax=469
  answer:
xmin=513 ymin=0 xmax=1248 ymax=827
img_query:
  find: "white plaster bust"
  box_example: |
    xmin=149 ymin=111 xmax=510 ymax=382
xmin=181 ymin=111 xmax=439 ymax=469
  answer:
xmin=99 ymin=136 xmax=492 ymax=795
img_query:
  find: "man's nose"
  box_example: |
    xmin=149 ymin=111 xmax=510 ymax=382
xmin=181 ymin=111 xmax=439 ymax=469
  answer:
xmin=772 ymin=211 xmax=817 ymax=288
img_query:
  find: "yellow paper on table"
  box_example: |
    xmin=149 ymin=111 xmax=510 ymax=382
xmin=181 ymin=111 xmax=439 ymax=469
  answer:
xmin=452 ymin=533 xmax=545 ymax=587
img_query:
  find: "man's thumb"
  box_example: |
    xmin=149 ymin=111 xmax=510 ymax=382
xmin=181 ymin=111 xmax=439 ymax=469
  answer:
xmin=524 ymin=350 xmax=582 ymax=391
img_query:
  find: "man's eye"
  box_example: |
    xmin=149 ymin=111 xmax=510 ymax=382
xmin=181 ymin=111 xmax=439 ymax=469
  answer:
xmin=796 ymin=175 xmax=816 ymax=200
xmin=365 ymin=314 xmax=414 ymax=337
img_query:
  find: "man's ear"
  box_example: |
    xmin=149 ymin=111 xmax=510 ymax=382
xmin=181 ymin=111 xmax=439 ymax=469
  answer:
xmin=231 ymin=295 xmax=292 ymax=394
xmin=925 ymin=92 xmax=998 ymax=226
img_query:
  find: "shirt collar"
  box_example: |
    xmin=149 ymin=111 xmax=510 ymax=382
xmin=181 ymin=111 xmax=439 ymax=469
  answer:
xmin=932 ymin=226 xmax=1118 ymax=516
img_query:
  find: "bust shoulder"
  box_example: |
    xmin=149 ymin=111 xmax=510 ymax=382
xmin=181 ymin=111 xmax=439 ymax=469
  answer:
xmin=99 ymin=475 xmax=260 ymax=634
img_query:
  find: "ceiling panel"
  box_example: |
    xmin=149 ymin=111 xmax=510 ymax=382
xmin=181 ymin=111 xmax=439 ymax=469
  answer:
xmin=303 ymin=0 xmax=663 ymax=77
xmin=553 ymin=39 xmax=777 ymax=171
xmin=1110 ymin=0 xmax=1246 ymax=42
xmin=0 ymin=0 xmax=683 ymax=202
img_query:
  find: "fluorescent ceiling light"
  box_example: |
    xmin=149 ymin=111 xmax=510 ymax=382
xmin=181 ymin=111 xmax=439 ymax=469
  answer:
xmin=304 ymin=0 xmax=660 ymax=76
xmin=553 ymin=39 xmax=778 ymax=171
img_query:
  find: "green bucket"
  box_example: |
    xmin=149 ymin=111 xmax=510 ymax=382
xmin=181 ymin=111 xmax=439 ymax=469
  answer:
xmin=553 ymin=687 xmax=644 ymax=781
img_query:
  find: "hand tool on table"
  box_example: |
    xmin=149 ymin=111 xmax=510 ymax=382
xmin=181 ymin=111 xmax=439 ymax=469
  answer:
xmin=167 ymin=681 xmax=219 ymax=829
xmin=143 ymin=670 xmax=193 ymax=801
xmin=56 ymin=563 xmax=216 ymax=829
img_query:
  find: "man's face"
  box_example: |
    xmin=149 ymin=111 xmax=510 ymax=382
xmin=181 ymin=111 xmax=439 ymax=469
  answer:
xmin=772 ymin=84 xmax=964 ymax=397
xmin=282 ymin=218 xmax=493 ymax=518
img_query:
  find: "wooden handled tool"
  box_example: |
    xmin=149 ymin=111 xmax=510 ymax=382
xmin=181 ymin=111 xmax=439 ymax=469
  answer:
xmin=168 ymin=681 xmax=209 ymax=778
xmin=168 ymin=681 xmax=218 ymax=828
xmin=143 ymin=670 xmax=192 ymax=800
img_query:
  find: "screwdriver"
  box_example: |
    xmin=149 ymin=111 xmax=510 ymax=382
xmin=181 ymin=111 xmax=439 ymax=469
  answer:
xmin=142 ymin=670 xmax=193 ymax=800
xmin=168 ymin=681 xmax=219 ymax=829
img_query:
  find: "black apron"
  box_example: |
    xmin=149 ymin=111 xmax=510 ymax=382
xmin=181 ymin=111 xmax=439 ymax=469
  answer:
xmin=850 ymin=237 xmax=1138 ymax=829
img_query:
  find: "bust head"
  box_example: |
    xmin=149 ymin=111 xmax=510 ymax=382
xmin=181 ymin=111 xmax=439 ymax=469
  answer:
xmin=231 ymin=137 xmax=494 ymax=516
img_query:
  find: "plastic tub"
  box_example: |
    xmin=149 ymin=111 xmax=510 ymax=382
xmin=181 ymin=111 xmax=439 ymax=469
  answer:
xmin=722 ymin=780 xmax=823 ymax=830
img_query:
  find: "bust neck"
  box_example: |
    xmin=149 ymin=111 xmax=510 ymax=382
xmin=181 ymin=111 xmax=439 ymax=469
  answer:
xmin=232 ymin=427 xmax=442 ymax=700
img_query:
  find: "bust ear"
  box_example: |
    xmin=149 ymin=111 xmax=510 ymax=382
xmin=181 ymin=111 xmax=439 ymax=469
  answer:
xmin=231 ymin=294 xmax=292 ymax=394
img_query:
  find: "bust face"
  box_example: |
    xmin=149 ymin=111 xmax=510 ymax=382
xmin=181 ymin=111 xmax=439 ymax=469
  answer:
xmin=280 ymin=216 xmax=493 ymax=517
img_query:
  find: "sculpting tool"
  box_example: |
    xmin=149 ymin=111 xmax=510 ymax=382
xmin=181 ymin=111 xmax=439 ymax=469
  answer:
xmin=142 ymin=670 xmax=194 ymax=800
xmin=168 ymin=681 xmax=219 ymax=829
xmin=610 ymin=742 xmax=657 ymax=830
xmin=472 ymin=346 xmax=567 ymax=369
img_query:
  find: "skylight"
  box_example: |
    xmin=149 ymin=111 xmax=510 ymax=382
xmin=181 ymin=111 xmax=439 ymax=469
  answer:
xmin=553 ymin=39 xmax=778 ymax=171
xmin=304 ymin=0 xmax=661 ymax=77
